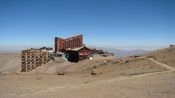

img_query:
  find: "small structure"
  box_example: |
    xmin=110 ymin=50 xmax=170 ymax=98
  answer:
xmin=21 ymin=48 xmax=52 ymax=72
xmin=40 ymin=47 xmax=53 ymax=53
xmin=89 ymin=48 xmax=114 ymax=56
xmin=90 ymin=48 xmax=104 ymax=54
xmin=66 ymin=46 xmax=90 ymax=62
xmin=170 ymin=45 xmax=175 ymax=48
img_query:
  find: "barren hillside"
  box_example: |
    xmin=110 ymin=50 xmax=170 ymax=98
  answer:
xmin=28 ymin=54 xmax=167 ymax=78
xmin=143 ymin=47 xmax=175 ymax=67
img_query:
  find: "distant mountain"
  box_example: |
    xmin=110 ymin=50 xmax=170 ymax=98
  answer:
xmin=105 ymin=48 xmax=149 ymax=57
xmin=0 ymin=46 xmax=149 ymax=57
xmin=88 ymin=46 xmax=149 ymax=57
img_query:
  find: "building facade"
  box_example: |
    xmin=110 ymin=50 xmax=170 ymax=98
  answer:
xmin=55 ymin=34 xmax=83 ymax=52
xmin=21 ymin=48 xmax=52 ymax=72
xmin=66 ymin=47 xmax=90 ymax=62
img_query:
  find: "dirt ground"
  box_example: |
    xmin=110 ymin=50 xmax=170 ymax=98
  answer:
xmin=0 ymin=71 xmax=175 ymax=98
xmin=0 ymin=53 xmax=20 ymax=73
xmin=143 ymin=47 xmax=175 ymax=67
xmin=0 ymin=49 xmax=175 ymax=98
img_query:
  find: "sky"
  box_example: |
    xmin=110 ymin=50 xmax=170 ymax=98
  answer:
xmin=0 ymin=0 xmax=175 ymax=51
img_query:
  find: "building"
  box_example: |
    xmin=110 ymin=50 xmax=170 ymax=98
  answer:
xmin=54 ymin=34 xmax=92 ymax=62
xmin=21 ymin=48 xmax=52 ymax=72
xmin=66 ymin=46 xmax=91 ymax=62
xmin=40 ymin=47 xmax=53 ymax=53
xmin=170 ymin=45 xmax=175 ymax=48
xmin=90 ymin=48 xmax=104 ymax=54
xmin=55 ymin=34 xmax=83 ymax=52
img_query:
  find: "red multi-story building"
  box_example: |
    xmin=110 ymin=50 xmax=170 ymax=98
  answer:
xmin=55 ymin=34 xmax=83 ymax=52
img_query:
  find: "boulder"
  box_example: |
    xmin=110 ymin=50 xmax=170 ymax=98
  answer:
xmin=57 ymin=71 xmax=65 ymax=75
xmin=91 ymin=68 xmax=102 ymax=75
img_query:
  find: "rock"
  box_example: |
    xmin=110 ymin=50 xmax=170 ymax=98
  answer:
xmin=57 ymin=71 xmax=65 ymax=75
xmin=125 ymin=60 xmax=129 ymax=63
xmin=111 ymin=61 xmax=118 ymax=64
xmin=91 ymin=68 xmax=102 ymax=75
xmin=92 ymin=65 xmax=97 ymax=69
xmin=129 ymin=55 xmax=140 ymax=58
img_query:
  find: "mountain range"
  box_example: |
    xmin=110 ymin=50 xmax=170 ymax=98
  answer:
xmin=88 ymin=46 xmax=149 ymax=57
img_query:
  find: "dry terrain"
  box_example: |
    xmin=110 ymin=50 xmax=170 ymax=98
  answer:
xmin=143 ymin=47 xmax=175 ymax=67
xmin=0 ymin=53 xmax=20 ymax=73
xmin=0 ymin=47 xmax=175 ymax=98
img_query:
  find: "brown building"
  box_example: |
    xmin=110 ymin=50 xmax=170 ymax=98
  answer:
xmin=66 ymin=46 xmax=90 ymax=62
xmin=55 ymin=34 xmax=83 ymax=52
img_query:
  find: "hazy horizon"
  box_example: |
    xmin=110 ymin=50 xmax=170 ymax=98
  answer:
xmin=0 ymin=44 xmax=168 ymax=53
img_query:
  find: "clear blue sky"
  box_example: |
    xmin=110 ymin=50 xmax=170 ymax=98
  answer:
xmin=0 ymin=0 xmax=175 ymax=50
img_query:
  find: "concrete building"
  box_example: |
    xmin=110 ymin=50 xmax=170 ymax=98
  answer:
xmin=21 ymin=48 xmax=52 ymax=72
xmin=55 ymin=34 xmax=83 ymax=52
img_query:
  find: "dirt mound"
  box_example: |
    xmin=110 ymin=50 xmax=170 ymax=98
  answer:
xmin=91 ymin=68 xmax=102 ymax=75
xmin=55 ymin=57 xmax=166 ymax=77
xmin=143 ymin=47 xmax=175 ymax=67
xmin=0 ymin=50 xmax=170 ymax=76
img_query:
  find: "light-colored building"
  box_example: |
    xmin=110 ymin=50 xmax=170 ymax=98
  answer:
xmin=21 ymin=48 xmax=52 ymax=72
